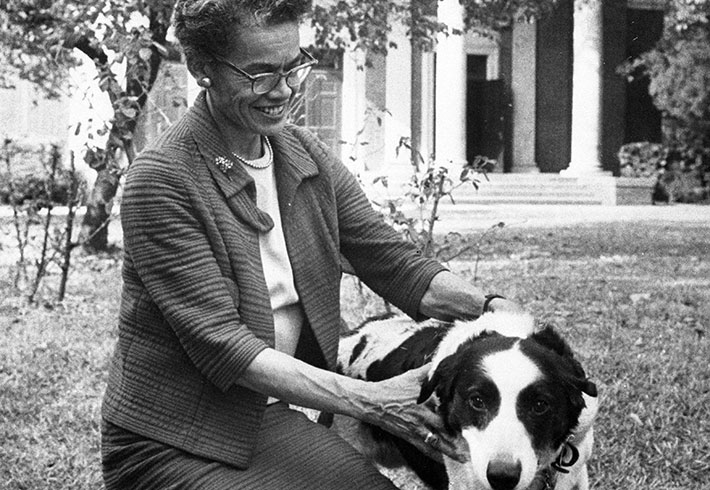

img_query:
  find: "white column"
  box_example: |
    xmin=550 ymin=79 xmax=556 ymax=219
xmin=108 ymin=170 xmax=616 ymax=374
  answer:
xmin=511 ymin=20 xmax=538 ymax=173
xmin=384 ymin=23 xmax=412 ymax=168
xmin=363 ymin=54 xmax=388 ymax=170
xmin=565 ymin=0 xmax=605 ymax=175
xmin=341 ymin=48 xmax=368 ymax=170
xmin=420 ymin=51 xmax=436 ymax=162
xmin=435 ymin=0 xmax=466 ymax=166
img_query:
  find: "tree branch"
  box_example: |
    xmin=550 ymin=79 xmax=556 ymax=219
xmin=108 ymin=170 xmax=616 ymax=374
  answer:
xmin=63 ymin=32 xmax=109 ymax=65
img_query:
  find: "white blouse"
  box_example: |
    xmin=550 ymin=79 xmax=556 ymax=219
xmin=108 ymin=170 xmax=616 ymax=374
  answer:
xmin=242 ymin=143 xmax=304 ymax=359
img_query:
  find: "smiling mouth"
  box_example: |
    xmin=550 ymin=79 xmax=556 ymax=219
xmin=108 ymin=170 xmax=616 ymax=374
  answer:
xmin=256 ymin=105 xmax=286 ymax=117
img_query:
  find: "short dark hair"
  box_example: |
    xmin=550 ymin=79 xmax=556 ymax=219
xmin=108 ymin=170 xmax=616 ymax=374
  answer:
xmin=173 ymin=0 xmax=312 ymax=65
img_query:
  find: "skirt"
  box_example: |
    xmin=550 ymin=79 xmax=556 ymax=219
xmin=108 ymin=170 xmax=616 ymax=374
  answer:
xmin=102 ymin=402 xmax=399 ymax=490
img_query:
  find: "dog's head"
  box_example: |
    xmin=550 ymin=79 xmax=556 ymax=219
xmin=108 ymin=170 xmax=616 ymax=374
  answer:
xmin=419 ymin=325 xmax=597 ymax=490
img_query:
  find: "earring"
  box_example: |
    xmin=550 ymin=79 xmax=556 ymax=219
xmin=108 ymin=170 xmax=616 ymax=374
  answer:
xmin=199 ymin=76 xmax=212 ymax=88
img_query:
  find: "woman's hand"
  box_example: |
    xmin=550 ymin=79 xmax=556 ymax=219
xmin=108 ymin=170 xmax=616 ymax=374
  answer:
xmin=420 ymin=271 xmax=522 ymax=320
xmin=238 ymin=350 xmax=468 ymax=462
xmin=485 ymin=296 xmax=522 ymax=314
xmin=357 ymin=364 xmax=468 ymax=463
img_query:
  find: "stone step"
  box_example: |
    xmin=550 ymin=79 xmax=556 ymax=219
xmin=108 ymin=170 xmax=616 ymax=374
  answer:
xmin=448 ymin=195 xmax=605 ymax=205
xmin=367 ymin=170 xmax=619 ymax=205
xmin=447 ymin=174 xmax=616 ymax=205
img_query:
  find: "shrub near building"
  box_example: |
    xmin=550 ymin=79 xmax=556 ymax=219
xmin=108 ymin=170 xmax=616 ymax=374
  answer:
xmin=0 ymin=139 xmax=86 ymax=208
xmin=617 ymin=141 xmax=707 ymax=204
xmin=619 ymin=2 xmax=709 ymax=203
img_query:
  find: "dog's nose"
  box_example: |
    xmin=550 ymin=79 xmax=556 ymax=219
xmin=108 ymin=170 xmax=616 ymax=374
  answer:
xmin=486 ymin=458 xmax=522 ymax=490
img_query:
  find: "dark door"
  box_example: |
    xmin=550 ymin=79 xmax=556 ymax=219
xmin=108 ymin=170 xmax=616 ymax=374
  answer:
xmin=625 ymin=8 xmax=664 ymax=144
xmin=466 ymin=77 xmax=505 ymax=165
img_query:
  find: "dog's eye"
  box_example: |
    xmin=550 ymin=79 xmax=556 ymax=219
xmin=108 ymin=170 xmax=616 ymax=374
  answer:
xmin=468 ymin=395 xmax=486 ymax=411
xmin=531 ymin=399 xmax=550 ymax=415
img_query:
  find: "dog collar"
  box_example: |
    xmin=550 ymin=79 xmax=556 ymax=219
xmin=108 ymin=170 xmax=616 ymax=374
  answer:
xmin=532 ymin=441 xmax=579 ymax=490
xmin=551 ymin=440 xmax=580 ymax=474
xmin=532 ymin=467 xmax=557 ymax=490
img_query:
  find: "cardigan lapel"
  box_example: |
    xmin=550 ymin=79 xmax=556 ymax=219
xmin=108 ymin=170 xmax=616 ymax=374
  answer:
xmin=270 ymin=129 xmax=341 ymax=371
xmin=270 ymin=128 xmax=319 ymax=213
xmin=186 ymin=91 xmax=274 ymax=233
xmin=185 ymin=96 xmax=336 ymax=367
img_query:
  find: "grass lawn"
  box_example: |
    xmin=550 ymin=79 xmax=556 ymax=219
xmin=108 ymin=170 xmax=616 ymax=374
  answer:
xmin=1 ymin=220 xmax=709 ymax=489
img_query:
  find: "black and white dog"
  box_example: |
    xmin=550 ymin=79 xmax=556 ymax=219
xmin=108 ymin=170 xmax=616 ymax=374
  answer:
xmin=336 ymin=311 xmax=599 ymax=490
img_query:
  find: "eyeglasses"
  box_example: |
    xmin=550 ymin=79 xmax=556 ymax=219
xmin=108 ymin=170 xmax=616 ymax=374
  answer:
xmin=211 ymin=48 xmax=318 ymax=95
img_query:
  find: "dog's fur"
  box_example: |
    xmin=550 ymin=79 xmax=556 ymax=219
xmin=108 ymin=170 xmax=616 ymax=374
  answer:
xmin=336 ymin=312 xmax=599 ymax=490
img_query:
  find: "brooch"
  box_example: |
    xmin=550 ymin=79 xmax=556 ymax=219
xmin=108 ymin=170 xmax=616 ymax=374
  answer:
xmin=215 ymin=156 xmax=234 ymax=174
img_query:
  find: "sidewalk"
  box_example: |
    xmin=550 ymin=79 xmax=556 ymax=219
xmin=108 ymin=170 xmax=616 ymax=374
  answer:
xmin=430 ymin=203 xmax=710 ymax=233
xmin=1 ymin=203 xmax=708 ymax=235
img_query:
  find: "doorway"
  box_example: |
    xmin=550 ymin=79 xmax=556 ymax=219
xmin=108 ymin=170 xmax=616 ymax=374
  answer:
xmin=466 ymin=55 xmax=505 ymax=166
xmin=624 ymin=8 xmax=664 ymax=144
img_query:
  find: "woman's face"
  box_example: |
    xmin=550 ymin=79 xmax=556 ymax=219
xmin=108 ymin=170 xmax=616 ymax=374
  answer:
xmin=205 ymin=21 xmax=303 ymax=138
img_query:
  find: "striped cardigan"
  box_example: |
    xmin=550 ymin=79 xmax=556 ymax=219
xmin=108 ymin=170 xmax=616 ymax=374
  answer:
xmin=102 ymin=91 xmax=446 ymax=468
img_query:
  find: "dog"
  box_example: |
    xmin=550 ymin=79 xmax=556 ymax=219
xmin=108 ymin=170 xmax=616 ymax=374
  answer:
xmin=335 ymin=311 xmax=599 ymax=490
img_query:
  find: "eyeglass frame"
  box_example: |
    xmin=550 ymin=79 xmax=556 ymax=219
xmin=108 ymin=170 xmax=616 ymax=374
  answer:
xmin=210 ymin=48 xmax=318 ymax=95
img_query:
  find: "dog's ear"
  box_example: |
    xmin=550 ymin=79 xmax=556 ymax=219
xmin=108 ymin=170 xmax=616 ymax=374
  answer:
xmin=417 ymin=353 xmax=460 ymax=404
xmin=532 ymin=325 xmax=586 ymax=376
xmin=532 ymin=325 xmax=598 ymax=398
xmin=418 ymin=370 xmax=439 ymax=404
xmin=577 ymin=378 xmax=598 ymax=397
xmin=531 ymin=325 xmax=575 ymax=358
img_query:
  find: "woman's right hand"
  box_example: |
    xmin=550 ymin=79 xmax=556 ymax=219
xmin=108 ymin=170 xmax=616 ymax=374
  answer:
xmin=357 ymin=364 xmax=468 ymax=463
xmin=237 ymin=349 xmax=468 ymax=462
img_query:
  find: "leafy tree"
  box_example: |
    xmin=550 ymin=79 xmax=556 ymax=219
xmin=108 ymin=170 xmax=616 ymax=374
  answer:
xmin=1 ymin=0 xmax=559 ymax=251
xmin=1 ymin=0 xmax=177 ymax=251
xmin=620 ymin=0 xmax=710 ymax=177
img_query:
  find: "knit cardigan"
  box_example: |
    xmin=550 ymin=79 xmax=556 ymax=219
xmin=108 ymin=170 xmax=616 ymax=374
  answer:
xmin=101 ymin=91 xmax=446 ymax=468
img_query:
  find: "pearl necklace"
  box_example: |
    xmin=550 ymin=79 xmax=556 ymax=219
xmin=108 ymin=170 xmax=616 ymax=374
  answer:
xmin=214 ymin=136 xmax=273 ymax=174
xmin=232 ymin=136 xmax=273 ymax=170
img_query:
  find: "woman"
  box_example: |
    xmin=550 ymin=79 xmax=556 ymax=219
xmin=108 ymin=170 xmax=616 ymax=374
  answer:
xmin=101 ymin=0 xmax=517 ymax=488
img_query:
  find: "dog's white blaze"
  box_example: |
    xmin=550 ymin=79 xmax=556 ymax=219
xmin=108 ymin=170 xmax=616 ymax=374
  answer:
xmin=430 ymin=312 xmax=535 ymax=374
xmin=459 ymin=346 xmax=542 ymax=490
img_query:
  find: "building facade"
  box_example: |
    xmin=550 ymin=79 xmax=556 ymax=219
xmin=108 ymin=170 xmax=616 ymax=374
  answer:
xmin=2 ymin=0 xmax=667 ymax=203
xmin=304 ymin=0 xmax=666 ymax=181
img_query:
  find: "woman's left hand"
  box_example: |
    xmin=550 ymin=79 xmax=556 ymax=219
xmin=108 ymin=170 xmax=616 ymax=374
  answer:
xmin=357 ymin=364 xmax=468 ymax=463
xmin=484 ymin=296 xmax=522 ymax=314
